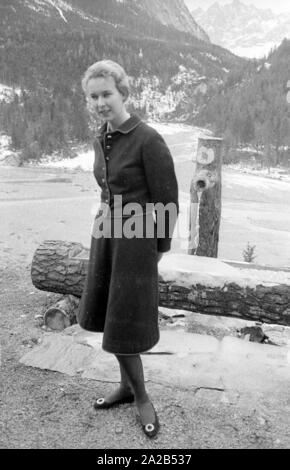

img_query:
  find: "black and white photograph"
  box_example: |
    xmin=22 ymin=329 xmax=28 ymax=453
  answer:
xmin=1 ymin=0 xmax=290 ymax=452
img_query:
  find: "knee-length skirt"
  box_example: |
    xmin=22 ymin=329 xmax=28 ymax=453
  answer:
xmin=77 ymin=211 xmax=159 ymax=355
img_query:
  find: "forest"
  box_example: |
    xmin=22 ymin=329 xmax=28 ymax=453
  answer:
xmin=196 ymin=40 xmax=290 ymax=167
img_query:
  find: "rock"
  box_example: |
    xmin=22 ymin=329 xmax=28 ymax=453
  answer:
xmin=19 ymin=326 xmax=290 ymax=398
xmin=238 ymin=326 xmax=268 ymax=343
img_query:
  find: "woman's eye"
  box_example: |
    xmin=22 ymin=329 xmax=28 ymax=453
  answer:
xmin=91 ymin=94 xmax=98 ymax=100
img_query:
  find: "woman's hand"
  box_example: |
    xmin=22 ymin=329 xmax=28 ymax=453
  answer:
xmin=157 ymin=252 xmax=163 ymax=263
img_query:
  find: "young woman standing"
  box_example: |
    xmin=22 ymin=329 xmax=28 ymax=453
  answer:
xmin=78 ymin=60 xmax=178 ymax=438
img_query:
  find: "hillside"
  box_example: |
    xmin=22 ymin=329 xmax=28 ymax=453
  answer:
xmin=0 ymin=0 xmax=209 ymax=43
xmin=195 ymin=39 xmax=290 ymax=167
xmin=0 ymin=0 xmax=245 ymax=161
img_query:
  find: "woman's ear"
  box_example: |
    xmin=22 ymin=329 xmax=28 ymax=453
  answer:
xmin=122 ymin=91 xmax=129 ymax=103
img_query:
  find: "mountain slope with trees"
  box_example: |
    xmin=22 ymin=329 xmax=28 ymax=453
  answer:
xmin=196 ymin=40 xmax=290 ymax=167
xmin=0 ymin=0 xmax=244 ymax=162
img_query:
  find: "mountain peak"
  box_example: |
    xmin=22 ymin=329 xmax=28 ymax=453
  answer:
xmin=131 ymin=0 xmax=210 ymax=41
xmin=193 ymin=0 xmax=290 ymax=58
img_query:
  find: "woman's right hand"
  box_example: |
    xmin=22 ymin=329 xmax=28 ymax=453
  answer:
xmin=157 ymin=252 xmax=163 ymax=263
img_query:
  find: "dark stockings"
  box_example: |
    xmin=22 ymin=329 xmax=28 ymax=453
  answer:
xmin=116 ymin=354 xmax=155 ymax=425
xmin=100 ymin=362 xmax=133 ymax=404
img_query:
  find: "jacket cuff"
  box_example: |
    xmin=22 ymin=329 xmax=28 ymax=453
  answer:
xmin=157 ymin=238 xmax=171 ymax=253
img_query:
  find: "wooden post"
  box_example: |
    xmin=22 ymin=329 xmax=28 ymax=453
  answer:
xmin=188 ymin=136 xmax=223 ymax=257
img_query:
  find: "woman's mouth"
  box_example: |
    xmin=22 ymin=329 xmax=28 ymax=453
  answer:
xmin=98 ymin=109 xmax=111 ymax=116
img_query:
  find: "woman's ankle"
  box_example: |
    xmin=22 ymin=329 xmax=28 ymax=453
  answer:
xmin=120 ymin=383 xmax=133 ymax=394
xmin=135 ymin=393 xmax=150 ymax=406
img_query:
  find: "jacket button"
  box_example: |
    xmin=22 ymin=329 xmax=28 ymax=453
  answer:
xmin=105 ymin=157 xmax=109 ymax=161
xmin=102 ymin=178 xmax=105 ymax=183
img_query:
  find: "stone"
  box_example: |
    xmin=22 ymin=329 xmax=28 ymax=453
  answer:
xmin=19 ymin=326 xmax=290 ymax=400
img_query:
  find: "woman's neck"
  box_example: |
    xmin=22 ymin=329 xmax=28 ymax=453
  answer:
xmin=107 ymin=111 xmax=130 ymax=132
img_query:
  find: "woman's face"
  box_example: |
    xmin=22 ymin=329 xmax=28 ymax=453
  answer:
xmin=86 ymin=75 xmax=127 ymax=128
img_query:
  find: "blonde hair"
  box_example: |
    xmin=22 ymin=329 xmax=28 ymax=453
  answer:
xmin=81 ymin=60 xmax=130 ymax=100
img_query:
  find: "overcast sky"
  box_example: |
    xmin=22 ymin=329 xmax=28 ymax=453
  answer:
xmin=185 ymin=0 xmax=290 ymax=14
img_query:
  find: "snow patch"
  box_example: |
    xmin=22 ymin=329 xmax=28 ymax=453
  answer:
xmin=159 ymin=254 xmax=290 ymax=289
xmin=148 ymin=122 xmax=196 ymax=137
xmin=0 ymin=84 xmax=22 ymax=103
xmin=229 ymin=42 xmax=277 ymax=59
xmin=201 ymin=52 xmax=220 ymax=62
xmin=0 ymin=135 xmax=13 ymax=160
xmin=46 ymin=0 xmax=67 ymax=23
xmin=39 ymin=148 xmax=95 ymax=171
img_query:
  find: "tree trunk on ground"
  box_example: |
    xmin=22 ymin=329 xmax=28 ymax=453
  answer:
xmin=31 ymin=240 xmax=290 ymax=327
xmin=31 ymin=240 xmax=88 ymax=297
xmin=44 ymin=295 xmax=79 ymax=331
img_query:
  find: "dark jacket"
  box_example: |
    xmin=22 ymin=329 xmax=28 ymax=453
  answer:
xmin=93 ymin=114 xmax=179 ymax=252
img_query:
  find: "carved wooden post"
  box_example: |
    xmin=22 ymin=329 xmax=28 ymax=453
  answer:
xmin=188 ymin=136 xmax=223 ymax=257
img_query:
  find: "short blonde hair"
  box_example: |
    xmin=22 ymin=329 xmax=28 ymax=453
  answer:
xmin=81 ymin=60 xmax=130 ymax=100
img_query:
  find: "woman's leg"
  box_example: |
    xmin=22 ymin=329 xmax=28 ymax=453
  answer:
xmin=116 ymin=354 xmax=156 ymax=426
xmin=96 ymin=358 xmax=133 ymax=405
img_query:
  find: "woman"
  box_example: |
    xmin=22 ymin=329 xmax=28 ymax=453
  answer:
xmin=78 ymin=60 xmax=178 ymax=439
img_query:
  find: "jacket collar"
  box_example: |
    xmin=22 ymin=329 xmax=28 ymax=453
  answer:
xmin=97 ymin=114 xmax=142 ymax=137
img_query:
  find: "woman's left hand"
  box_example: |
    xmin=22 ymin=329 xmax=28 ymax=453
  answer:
xmin=157 ymin=252 xmax=163 ymax=263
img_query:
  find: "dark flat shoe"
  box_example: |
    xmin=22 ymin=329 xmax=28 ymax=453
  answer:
xmin=141 ymin=405 xmax=160 ymax=439
xmin=93 ymin=394 xmax=134 ymax=410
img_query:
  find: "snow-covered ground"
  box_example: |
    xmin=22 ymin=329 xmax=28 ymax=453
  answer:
xmin=0 ymin=135 xmax=13 ymax=160
xmin=35 ymin=122 xmax=210 ymax=170
xmin=0 ymin=84 xmax=22 ymax=103
xmin=160 ymin=254 xmax=290 ymax=289
xmin=1 ymin=122 xmax=290 ymax=267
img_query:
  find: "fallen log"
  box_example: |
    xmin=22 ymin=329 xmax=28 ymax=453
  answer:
xmin=44 ymin=295 xmax=79 ymax=331
xmin=31 ymin=240 xmax=290 ymax=327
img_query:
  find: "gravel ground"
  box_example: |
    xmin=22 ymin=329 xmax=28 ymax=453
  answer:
xmin=1 ymin=159 xmax=290 ymax=449
xmin=1 ymin=257 xmax=290 ymax=449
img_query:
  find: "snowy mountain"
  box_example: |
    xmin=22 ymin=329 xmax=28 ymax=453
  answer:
xmin=191 ymin=0 xmax=290 ymax=58
xmin=131 ymin=0 xmax=210 ymax=41
xmin=0 ymin=0 xmax=243 ymax=115
xmin=2 ymin=0 xmax=209 ymax=42
xmin=0 ymin=0 xmax=248 ymax=161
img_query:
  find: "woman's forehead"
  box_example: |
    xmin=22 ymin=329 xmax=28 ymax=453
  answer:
xmin=87 ymin=75 xmax=117 ymax=93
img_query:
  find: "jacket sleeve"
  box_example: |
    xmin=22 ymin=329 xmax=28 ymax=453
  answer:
xmin=142 ymin=129 xmax=179 ymax=253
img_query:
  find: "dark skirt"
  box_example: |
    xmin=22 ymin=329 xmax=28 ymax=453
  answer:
xmin=77 ymin=212 xmax=160 ymax=355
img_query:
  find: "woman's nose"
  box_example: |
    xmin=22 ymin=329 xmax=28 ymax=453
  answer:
xmin=97 ymin=96 xmax=105 ymax=107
